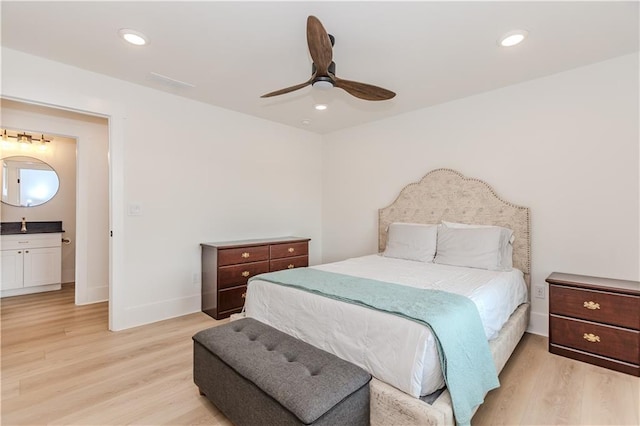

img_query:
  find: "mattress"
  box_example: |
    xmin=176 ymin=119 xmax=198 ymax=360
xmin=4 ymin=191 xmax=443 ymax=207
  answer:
xmin=244 ymin=254 xmax=528 ymax=397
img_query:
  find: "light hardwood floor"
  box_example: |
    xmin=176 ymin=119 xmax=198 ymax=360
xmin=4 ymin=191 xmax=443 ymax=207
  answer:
xmin=1 ymin=284 xmax=638 ymax=425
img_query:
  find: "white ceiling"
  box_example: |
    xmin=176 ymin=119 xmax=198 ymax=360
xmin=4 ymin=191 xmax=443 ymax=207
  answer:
xmin=1 ymin=1 xmax=638 ymax=134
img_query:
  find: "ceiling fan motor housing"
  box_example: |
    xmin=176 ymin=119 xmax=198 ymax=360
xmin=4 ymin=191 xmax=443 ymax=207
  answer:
xmin=312 ymin=61 xmax=336 ymax=87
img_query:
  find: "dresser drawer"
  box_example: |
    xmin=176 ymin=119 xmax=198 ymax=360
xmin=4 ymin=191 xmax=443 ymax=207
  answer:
xmin=218 ymin=285 xmax=247 ymax=314
xmin=550 ymin=315 xmax=639 ymax=365
xmin=270 ymin=255 xmax=308 ymax=272
xmin=218 ymin=261 xmax=269 ymax=289
xmin=270 ymin=242 xmax=308 ymax=259
xmin=549 ymin=284 xmax=640 ymax=329
xmin=218 ymin=245 xmax=269 ymax=266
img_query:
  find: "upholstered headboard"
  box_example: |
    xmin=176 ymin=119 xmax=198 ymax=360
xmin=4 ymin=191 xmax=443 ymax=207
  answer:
xmin=379 ymin=168 xmax=530 ymax=283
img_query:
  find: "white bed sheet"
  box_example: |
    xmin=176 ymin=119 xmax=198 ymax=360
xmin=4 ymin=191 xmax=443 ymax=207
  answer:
xmin=244 ymin=254 xmax=528 ymax=398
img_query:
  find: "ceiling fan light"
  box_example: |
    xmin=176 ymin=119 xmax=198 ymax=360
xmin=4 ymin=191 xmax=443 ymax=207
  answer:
xmin=499 ymin=30 xmax=528 ymax=47
xmin=312 ymin=80 xmax=333 ymax=90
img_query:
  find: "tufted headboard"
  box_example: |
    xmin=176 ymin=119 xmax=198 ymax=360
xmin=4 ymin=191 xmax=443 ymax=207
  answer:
xmin=379 ymin=168 xmax=530 ymax=285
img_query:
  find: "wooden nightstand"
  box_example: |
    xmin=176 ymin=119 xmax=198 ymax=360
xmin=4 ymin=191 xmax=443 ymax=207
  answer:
xmin=546 ymin=272 xmax=640 ymax=376
xmin=201 ymin=237 xmax=310 ymax=320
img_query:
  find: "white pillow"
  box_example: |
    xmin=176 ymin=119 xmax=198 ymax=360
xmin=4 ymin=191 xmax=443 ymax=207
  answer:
xmin=441 ymin=221 xmax=514 ymax=270
xmin=383 ymin=222 xmax=438 ymax=262
xmin=442 ymin=221 xmax=515 ymax=244
xmin=434 ymin=226 xmax=504 ymax=270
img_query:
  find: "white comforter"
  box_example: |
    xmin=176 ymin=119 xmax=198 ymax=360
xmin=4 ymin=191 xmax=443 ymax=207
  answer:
xmin=244 ymin=254 xmax=528 ymax=397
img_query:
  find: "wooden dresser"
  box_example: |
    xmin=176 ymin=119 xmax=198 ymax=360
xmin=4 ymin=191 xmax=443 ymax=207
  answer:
xmin=201 ymin=237 xmax=310 ymax=320
xmin=547 ymin=272 xmax=640 ymax=376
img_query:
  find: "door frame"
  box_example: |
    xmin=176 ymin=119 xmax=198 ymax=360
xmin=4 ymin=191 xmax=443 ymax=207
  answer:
xmin=1 ymin=94 xmax=125 ymax=331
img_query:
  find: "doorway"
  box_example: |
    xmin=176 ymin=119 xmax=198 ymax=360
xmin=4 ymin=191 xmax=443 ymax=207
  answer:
xmin=1 ymin=99 xmax=110 ymax=309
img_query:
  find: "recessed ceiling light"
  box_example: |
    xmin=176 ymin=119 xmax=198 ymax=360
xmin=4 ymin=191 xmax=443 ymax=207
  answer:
xmin=314 ymin=104 xmax=328 ymax=111
xmin=119 ymin=28 xmax=148 ymax=46
xmin=498 ymin=30 xmax=528 ymax=47
xmin=301 ymin=119 xmax=312 ymax=125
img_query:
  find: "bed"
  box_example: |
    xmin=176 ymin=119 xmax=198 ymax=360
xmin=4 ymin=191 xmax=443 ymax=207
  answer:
xmin=244 ymin=168 xmax=531 ymax=425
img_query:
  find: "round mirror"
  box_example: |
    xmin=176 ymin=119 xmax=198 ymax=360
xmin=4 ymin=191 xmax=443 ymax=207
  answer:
xmin=1 ymin=156 xmax=60 ymax=207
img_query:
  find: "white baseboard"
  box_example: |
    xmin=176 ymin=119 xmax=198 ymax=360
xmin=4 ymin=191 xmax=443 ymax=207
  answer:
xmin=1 ymin=283 xmax=61 ymax=298
xmin=75 ymin=285 xmax=109 ymax=305
xmin=527 ymin=311 xmax=548 ymax=336
xmin=115 ymin=294 xmax=201 ymax=330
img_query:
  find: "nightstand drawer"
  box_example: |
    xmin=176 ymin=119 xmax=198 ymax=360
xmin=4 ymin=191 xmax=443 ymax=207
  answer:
xmin=550 ymin=316 xmax=639 ymax=365
xmin=270 ymin=242 xmax=308 ymax=259
xmin=270 ymin=255 xmax=308 ymax=272
xmin=218 ymin=261 xmax=269 ymax=289
xmin=218 ymin=245 xmax=269 ymax=266
xmin=218 ymin=285 xmax=247 ymax=314
xmin=550 ymin=284 xmax=640 ymax=329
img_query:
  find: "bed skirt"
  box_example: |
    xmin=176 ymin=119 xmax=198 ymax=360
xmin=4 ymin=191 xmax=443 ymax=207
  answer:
xmin=370 ymin=302 xmax=530 ymax=426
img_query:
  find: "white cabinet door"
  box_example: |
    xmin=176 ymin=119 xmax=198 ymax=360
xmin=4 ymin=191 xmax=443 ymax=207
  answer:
xmin=1 ymin=250 xmax=24 ymax=290
xmin=23 ymin=247 xmax=62 ymax=288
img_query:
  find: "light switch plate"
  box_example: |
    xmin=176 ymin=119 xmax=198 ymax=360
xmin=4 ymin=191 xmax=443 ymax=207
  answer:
xmin=128 ymin=204 xmax=142 ymax=216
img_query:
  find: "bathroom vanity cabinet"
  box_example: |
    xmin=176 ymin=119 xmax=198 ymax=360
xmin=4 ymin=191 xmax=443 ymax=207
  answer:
xmin=1 ymin=233 xmax=62 ymax=297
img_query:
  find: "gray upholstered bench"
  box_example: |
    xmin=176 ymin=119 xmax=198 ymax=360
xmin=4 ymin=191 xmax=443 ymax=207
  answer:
xmin=193 ymin=318 xmax=371 ymax=426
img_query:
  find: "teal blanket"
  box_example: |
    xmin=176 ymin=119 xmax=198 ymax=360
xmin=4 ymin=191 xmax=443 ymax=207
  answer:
xmin=249 ymin=268 xmax=499 ymax=426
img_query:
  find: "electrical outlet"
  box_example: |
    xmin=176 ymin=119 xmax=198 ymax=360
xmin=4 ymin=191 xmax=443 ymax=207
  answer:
xmin=192 ymin=272 xmax=200 ymax=285
xmin=534 ymin=285 xmax=545 ymax=299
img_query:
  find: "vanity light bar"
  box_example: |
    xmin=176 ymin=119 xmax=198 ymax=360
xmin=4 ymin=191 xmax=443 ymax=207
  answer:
xmin=1 ymin=129 xmax=53 ymax=144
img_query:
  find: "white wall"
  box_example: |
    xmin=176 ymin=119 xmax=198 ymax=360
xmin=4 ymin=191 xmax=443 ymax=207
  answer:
xmin=2 ymin=48 xmax=323 ymax=330
xmin=120 ymin=88 xmax=324 ymax=327
xmin=322 ymin=53 xmax=640 ymax=336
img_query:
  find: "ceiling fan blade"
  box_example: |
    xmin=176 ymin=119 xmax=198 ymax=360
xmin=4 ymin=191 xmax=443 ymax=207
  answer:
xmin=333 ymin=77 xmax=396 ymax=101
xmin=261 ymin=77 xmax=314 ymax=98
xmin=307 ymin=16 xmax=333 ymax=75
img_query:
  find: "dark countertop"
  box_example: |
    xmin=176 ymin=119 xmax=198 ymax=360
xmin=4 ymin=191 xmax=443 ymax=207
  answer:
xmin=1 ymin=221 xmax=64 ymax=235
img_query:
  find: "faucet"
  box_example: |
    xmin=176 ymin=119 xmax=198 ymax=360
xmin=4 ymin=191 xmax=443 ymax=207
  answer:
xmin=21 ymin=217 xmax=27 ymax=233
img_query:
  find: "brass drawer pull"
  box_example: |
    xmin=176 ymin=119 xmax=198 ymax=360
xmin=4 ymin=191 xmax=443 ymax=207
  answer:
xmin=241 ymin=252 xmax=250 ymax=258
xmin=241 ymin=292 xmax=246 ymax=299
xmin=583 ymin=333 xmax=600 ymax=343
xmin=288 ymin=247 xmax=295 ymax=253
xmin=241 ymin=271 xmax=250 ymax=277
xmin=583 ymin=301 xmax=600 ymax=310
xmin=287 ymin=264 xmax=295 ymax=269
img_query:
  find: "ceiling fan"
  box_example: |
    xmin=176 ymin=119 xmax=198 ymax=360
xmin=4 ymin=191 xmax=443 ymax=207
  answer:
xmin=261 ymin=16 xmax=396 ymax=101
